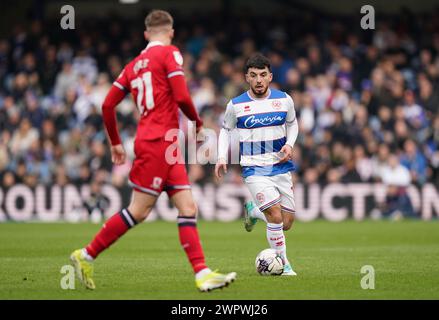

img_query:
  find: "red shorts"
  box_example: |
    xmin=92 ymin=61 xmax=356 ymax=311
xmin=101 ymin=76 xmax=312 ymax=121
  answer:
xmin=128 ymin=138 xmax=190 ymax=197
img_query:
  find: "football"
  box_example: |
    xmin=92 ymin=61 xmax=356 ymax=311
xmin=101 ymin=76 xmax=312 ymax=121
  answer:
xmin=255 ymin=248 xmax=284 ymax=275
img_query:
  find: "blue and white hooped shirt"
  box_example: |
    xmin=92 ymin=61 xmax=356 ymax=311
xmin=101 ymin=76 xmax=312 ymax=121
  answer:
xmin=222 ymin=88 xmax=297 ymax=178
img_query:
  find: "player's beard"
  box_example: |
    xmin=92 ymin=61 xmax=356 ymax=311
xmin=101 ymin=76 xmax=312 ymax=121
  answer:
xmin=250 ymin=84 xmax=269 ymax=98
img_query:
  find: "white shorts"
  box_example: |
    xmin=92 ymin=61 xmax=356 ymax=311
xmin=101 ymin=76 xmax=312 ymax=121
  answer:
xmin=244 ymin=172 xmax=296 ymax=214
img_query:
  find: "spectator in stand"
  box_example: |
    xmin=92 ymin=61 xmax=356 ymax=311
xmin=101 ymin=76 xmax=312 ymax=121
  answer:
xmin=9 ymin=117 xmax=39 ymax=157
xmin=400 ymin=139 xmax=428 ymax=185
xmin=377 ymin=154 xmax=416 ymax=219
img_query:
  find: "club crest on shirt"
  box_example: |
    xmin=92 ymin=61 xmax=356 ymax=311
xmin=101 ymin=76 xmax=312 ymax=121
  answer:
xmin=244 ymin=105 xmax=251 ymax=112
xmin=272 ymin=100 xmax=281 ymax=110
xmin=173 ymin=51 xmax=183 ymax=66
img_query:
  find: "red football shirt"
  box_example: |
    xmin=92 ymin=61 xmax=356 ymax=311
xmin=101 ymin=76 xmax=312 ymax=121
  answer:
xmin=113 ymin=41 xmax=186 ymax=141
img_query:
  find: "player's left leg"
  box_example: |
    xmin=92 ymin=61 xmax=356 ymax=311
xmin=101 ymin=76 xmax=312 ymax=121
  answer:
xmin=282 ymin=210 xmax=295 ymax=230
xmin=169 ymin=189 xmax=206 ymax=273
xmin=277 ymin=172 xmax=297 ymax=275
xmin=167 ymin=165 xmax=236 ymax=292
xmin=278 ymin=207 xmax=296 ymax=276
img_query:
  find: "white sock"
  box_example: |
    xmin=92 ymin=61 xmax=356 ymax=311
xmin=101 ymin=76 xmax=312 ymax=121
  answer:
xmin=195 ymin=268 xmax=212 ymax=280
xmin=266 ymin=223 xmax=289 ymax=265
xmin=82 ymin=248 xmax=94 ymax=262
xmin=249 ymin=205 xmax=267 ymax=222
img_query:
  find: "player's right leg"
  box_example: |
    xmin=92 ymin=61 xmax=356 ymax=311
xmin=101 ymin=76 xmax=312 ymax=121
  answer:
xmin=263 ymin=204 xmax=296 ymax=276
xmin=167 ymin=165 xmax=236 ymax=292
xmin=281 ymin=208 xmax=295 ymax=230
xmin=70 ymin=190 xmax=157 ymax=289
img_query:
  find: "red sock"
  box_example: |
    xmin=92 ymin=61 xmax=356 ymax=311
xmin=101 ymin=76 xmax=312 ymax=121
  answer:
xmin=85 ymin=209 xmax=137 ymax=259
xmin=177 ymin=216 xmax=208 ymax=273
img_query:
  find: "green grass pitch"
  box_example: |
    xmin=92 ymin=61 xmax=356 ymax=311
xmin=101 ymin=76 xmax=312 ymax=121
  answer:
xmin=0 ymin=220 xmax=438 ymax=299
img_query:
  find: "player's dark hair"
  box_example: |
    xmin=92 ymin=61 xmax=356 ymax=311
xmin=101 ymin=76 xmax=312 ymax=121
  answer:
xmin=245 ymin=53 xmax=272 ymax=73
xmin=145 ymin=10 xmax=174 ymax=30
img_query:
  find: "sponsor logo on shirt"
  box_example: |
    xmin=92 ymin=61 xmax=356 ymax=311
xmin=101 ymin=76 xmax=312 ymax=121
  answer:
xmin=243 ymin=113 xmax=285 ymax=128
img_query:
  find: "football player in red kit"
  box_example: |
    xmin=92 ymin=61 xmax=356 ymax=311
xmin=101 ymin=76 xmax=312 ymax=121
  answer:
xmin=70 ymin=10 xmax=236 ymax=292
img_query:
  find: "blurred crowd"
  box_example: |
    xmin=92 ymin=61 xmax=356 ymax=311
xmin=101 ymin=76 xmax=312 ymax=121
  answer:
xmin=1 ymin=8 xmax=439 ymax=196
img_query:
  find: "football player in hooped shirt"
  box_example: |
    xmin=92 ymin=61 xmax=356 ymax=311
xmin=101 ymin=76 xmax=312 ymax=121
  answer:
xmin=70 ymin=10 xmax=236 ymax=292
xmin=215 ymin=53 xmax=299 ymax=276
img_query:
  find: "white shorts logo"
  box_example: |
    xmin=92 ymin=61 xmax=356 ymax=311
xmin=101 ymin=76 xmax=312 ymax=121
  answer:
xmin=256 ymin=192 xmax=265 ymax=204
xmin=151 ymin=177 xmax=163 ymax=189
